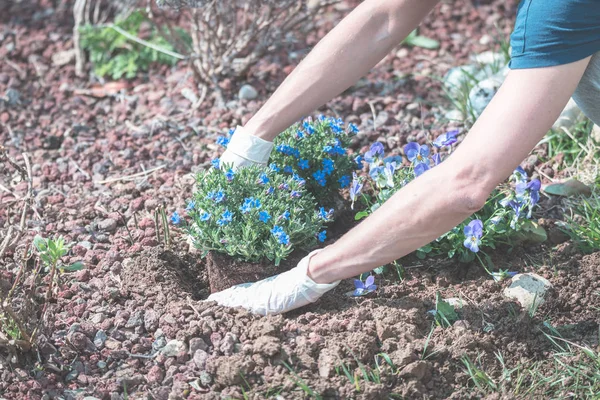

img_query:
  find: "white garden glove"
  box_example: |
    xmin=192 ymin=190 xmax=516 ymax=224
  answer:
xmin=219 ymin=125 xmax=274 ymax=169
xmin=206 ymin=250 xmax=340 ymax=315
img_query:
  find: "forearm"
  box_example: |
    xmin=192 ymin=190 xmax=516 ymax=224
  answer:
xmin=308 ymin=57 xmax=592 ymax=283
xmin=245 ymin=0 xmax=439 ymax=141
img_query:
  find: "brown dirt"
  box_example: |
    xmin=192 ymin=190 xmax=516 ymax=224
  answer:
xmin=5 ymin=1 xmax=599 ymax=399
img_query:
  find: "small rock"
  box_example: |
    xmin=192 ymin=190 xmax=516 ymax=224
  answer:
xmin=470 ymin=51 xmax=505 ymax=65
xmin=199 ymin=371 xmax=212 ymax=386
xmin=468 ymin=73 xmax=504 ymax=117
xmin=592 ymin=124 xmax=600 ymax=143
xmin=181 ymin=87 xmax=198 ymax=104
xmin=504 ymin=273 xmax=552 ymax=310
xmin=98 ymin=218 xmax=117 ymax=233
xmin=193 ymin=349 xmax=209 ymax=369
xmin=189 ymin=337 xmax=208 ymax=354
xmin=94 ymin=330 xmax=108 ymax=349
xmin=444 ymin=298 xmax=465 ymax=308
xmin=317 ymin=349 xmax=337 ymax=378
xmin=125 ymin=311 xmax=144 ymax=329
xmin=400 ymin=360 xmax=432 ymax=382
xmin=238 ymin=84 xmax=258 ymax=100
xmin=144 ymin=309 xmax=159 ymax=332
xmin=52 ymin=49 xmax=76 ymax=67
xmin=69 ymin=332 xmax=95 ymax=352
xmin=443 ymin=65 xmax=478 ymax=94
xmin=161 ymin=340 xmax=186 ymax=357
xmin=445 ymin=109 xmax=464 ymax=121
xmin=4 ymin=88 xmax=21 ymax=106
xmin=146 ymin=365 xmax=164 ymax=384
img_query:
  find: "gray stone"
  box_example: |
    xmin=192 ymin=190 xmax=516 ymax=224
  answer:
xmin=592 ymin=124 xmax=600 ymax=143
xmin=199 ymin=371 xmax=212 ymax=386
xmin=152 ymin=336 xmax=167 ymax=352
xmin=468 ymin=72 xmax=505 ymax=117
xmin=553 ymin=98 xmax=584 ymax=130
xmin=4 ymin=88 xmax=20 ymax=106
xmin=125 ymin=311 xmax=144 ymax=329
xmin=189 ymin=337 xmax=208 ymax=354
xmin=238 ymin=84 xmax=258 ymax=100
xmin=192 ymin=349 xmax=209 ymax=369
xmin=504 ymin=273 xmax=552 ymax=310
xmin=97 ymin=218 xmax=117 ymax=233
xmin=94 ymin=330 xmax=107 ymax=349
xmin=52 ymin=49 xmax=76 ymax=67
xmin=144 ymin=309 xmax=159 ymax=332
xmin=161 ymin=339 xmax=186 ymax=357
xmin=443 ymin=65 xmax=478 ymax=94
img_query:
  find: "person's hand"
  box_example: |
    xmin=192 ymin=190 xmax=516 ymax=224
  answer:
xmin=219 ymin=125 xmax=274 ymax=170
xmin=206 ymin=250 xmax=340 ymax=315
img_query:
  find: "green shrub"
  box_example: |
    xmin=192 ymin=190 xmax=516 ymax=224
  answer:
xmin=182 ymin=163 xmax=330 ymax=265
xmin=268 ymin=117 xmax=361 ymax=207
xmin=80 ymin=10 xmax=182 ymax=80
xmin=562 ymin=186 xmax=600 ymax=253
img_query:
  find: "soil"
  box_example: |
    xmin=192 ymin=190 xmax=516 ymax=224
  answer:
xmin=2 ymin=1 xmax=598 ymax=400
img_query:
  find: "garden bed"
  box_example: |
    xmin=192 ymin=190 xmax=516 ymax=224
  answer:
xmin=2 ymin=0 xmax=599 ymax=399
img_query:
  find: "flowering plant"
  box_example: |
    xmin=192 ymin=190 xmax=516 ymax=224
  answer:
xmin=268 ymin=116 xmax=361 ymax=207
xmin=353 ymin=132 xmax=543 ymax=265
xmin=182 ymin=163 xmax=330 ymax=265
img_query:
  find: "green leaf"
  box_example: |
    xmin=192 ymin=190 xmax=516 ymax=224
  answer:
xmin=355 ymin=211 xmax=370 ymax=221
xmin=544 ymin=179 xmax=592 ymax=197
xmin=62 ymin=262 xmax=84 ymax=273
xmin=404 ymin=35 xmax=440 ymax=49
xmin=373 ymin=266 xmax=386 ymax=275
xmin=513 ymin=220 xmax=547 ymax=243
xmin=33 ymin=235 xmax=47 ymax=252
xmin=435 ymin=292 xmax=459 ymax=327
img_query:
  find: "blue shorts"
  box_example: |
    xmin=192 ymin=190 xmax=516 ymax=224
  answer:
xmin=509 ymin=0 xmax=600 ymax=69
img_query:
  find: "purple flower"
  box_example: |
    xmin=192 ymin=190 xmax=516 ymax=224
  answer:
xmin=353 ymin=275 xmax=377 ymax=296
xmin=317 ymin=230 xmax=327 ymax=243
xmin=290 ymin=191 xmax=301 ymax=199
xmin=338 ymin=175 xmax=351 ymax=188
xmin=278 ymin=182 xmax=290 ymax=190
xmin=225 ymin=169 xmax=235 ymax=182
xmin=404 ymin=142 xmax=430 ymax=165
xmin=491 ymin=270 xmax=518 ymax=282
xmin=516 ymin=179 xmax=541 ymax=207
xmin=433 ymin=129 xmax=458 ymax=148
xmin=513 ymin=167 xmax=528 ymax=182
xmin=364 ymin=142 xmax=385 ymax=166
xmin=463 ymin=219 xmax=483 ymax=253
xmin=170 ymin=212 xmax=181 ymax=225
xmin=432 ymin=153 xmax=442 ymax=166
xmin=414 ymin=162 xmax=430 ymax=177
xmin=354 ymin=155 xmax=364 ymax=170
xmin=211 ymin=158 xmax=220 ymax=169
xmin=265 ymin=186 xmax=274 ymax=195
xmin=292 ymin=173 xmax=306 ymax=186
xmin=383 ymin=162 xmax=396 ymax=188
xmin=350 ymin=174 xmax=363 ymax=207
xmin=298 ymin=159 xmax=310 ymax=170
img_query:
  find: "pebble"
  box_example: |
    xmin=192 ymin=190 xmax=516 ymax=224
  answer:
xmin=161 ymin=340 xmax=187 ymax=357
xmin=98 ymin=218 xmax=117 ymax=233
xmin=238 ymin=84 xmax=258 ymax=100
xmin=94 ymin=330 xmax=108 ymax=348
xmin=504 ymin=273 xmax=553 ymax=310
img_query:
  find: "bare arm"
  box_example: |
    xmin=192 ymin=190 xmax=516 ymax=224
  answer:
xmin=308 ymin=57 xmax=592 ymax=283
xmin=244 ymin=0 xmax=440 ymax=141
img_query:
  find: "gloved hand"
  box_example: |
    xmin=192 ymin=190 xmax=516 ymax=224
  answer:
xmin=219 ymin=125 xmax=274 ymax=170
xmin=206 ymin=250 xmax=340 ymax=315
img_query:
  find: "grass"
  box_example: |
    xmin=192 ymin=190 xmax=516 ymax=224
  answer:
xmin=539 ymin=119 xmax=599 ymax=169
xmin=562 ymin=184 xmax=600 ymax=253
xmin=460 ymin=323 xmax=600 ymax=399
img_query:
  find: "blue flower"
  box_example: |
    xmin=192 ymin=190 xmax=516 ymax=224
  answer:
xmin=303 ymin=121 xmax=315 ymax=135
xmin=211 ymin=158 xmax=220 ymax=169
xmin=432 ymin=153 xmax=442 ymax=166
xmin=271 ymin=225 xmax=290 ymax=245
xmin=280 ymin=210 xmax=290 ymax=220
xmin=323 ymin=145 xmax=333 ymax=154
xmin=186 ymin=201 xmax=196 ymax=211
xmin=214 ymin=191 xmax=226 ymax=203
xmin=331 ymin=124 xmax=343 ymax=134
xmin=217 ymin=209 xmax=233 ymax=226
xmin=278 ymin=183 xmax=290 ymax=191
xmin=258 ymin=211 xmax=271 ymax=223
xmin=266 ymin=186 xmax=275 ymax=195
xmin=170 ymin=212 xmax=181 ymax=225
xmin=296 ymin=130 xmax=304 ymax=139
xmin=382 ymin=162 xmax=396 ymax=188
xmin=354 ymin=155 xmax=364 ymax=170
xmin=338 ymin=175 xmax=351 ymax=188
xmin=199 ymin=212 xmax=211 ymax=222
xmin=317 ymin=230 xmax=327 ymax=243
xmin=463 ymin=219 xmax=483 ymax=253
xmin=269 ymin=163 xmax=280 ymax=172
xmin=516 ymin=179 xmax=541 ymax=207
xmin=258 ymin=173 xmax=269 ymax=185
xmin=383 ymin=155 xmax=402 ymax=165
xmin=318 ymin=207 xmax=333 ymax=221
xmin=206 ymin=191 xmax=215 ymax=201
xmin=352 ymin=276 xmax=377 ymax=297
xmin=225 ymin=169 xmax=235 ymax=182
xmin=216 ymin=136 xmax=230 ymax=147
xmin=513 ymin=167 xmax=528 ymax=182
xmin=332 ymin=146 xmax=346 ymax=155
xmin=228 ymin=128 xmax=235 ymax=136
xmin=298 ymin=159 xmax=310 ymax=170
xmin=433 ymin=129 xmax=458 ymax=148
xmin=283 ymin=165 xmax=294 ymax=174
xmin=312 ymin=170 xmax=327 ymax=187
xmin=322 ymin=158 xmax=334 ymax=175
xmin=348 ymin=123 xmax=359 ymax=134
xmin=290 ymin=191 xmax=301 ymax=199
xmin=276 ymin=145 xmax=300 ymax=158
xmin=240 ymin=197 xmax=262 ymax=214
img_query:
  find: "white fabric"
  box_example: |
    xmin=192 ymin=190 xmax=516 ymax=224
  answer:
xmin=206 ymin=250 xmax=340 ymax=315
xmin=219 ymin=125 xmax=274 ymax=169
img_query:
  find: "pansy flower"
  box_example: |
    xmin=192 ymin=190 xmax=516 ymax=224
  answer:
xmin=352 ymin=276 xmax=377 ymax=296
xmin=463 ymin=219 xmax=483 ymax=253
xmin=433 ymin=129 xmax=458 ymax=148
